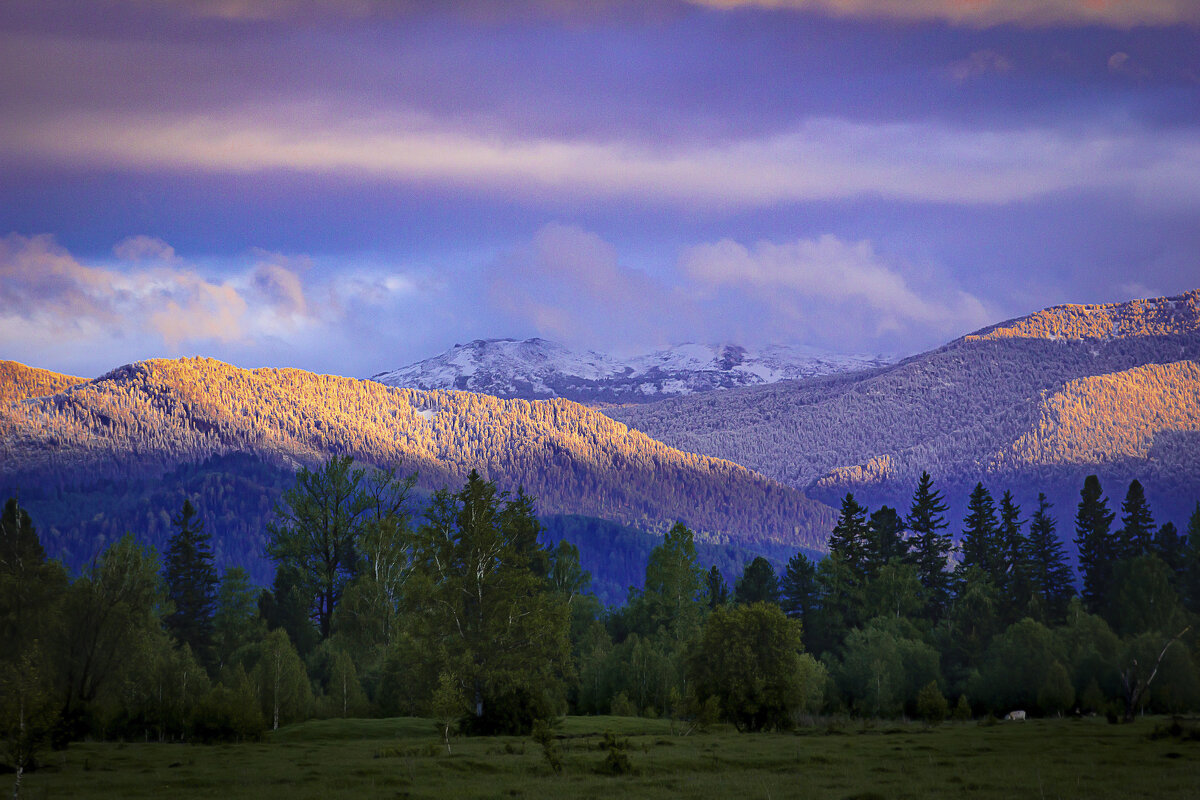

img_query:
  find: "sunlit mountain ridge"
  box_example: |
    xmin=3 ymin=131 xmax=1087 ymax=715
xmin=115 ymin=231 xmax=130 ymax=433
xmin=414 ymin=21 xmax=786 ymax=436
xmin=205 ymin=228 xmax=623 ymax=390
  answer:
xmin=0 ymin=356 xmax=833 ymax=557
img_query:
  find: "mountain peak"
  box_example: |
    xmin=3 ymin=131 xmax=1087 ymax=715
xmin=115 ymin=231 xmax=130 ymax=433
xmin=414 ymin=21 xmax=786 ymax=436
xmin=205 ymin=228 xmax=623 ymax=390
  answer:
xmin=965 ymin=290 xmax=1200 ymax=343
xmin=371 ymin=338 xmax=893 ymax=404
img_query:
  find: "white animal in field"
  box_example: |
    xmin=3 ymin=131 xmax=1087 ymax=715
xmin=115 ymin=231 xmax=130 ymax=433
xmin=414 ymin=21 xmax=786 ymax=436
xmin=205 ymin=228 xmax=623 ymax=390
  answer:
xmin=1004 ymin=710 xmax=1027 ymax=721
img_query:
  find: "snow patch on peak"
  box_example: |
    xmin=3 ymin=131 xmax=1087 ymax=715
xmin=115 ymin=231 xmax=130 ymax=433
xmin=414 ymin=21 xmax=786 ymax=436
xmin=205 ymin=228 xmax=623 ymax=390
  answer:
xmin=372 ymin=338 xmax=894 ymax=404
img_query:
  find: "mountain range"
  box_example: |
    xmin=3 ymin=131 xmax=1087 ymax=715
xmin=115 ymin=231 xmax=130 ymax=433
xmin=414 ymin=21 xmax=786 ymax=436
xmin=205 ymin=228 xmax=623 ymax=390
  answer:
xmin=607 ymin=291 xmax=1200 ymax=529
xmin=371 ymin=338 xmax=892 ymax=404
xmin=0 ymin=357 xmax=832 ymax=594
xmin=4 ymin=290 xmax=1200 ymax=597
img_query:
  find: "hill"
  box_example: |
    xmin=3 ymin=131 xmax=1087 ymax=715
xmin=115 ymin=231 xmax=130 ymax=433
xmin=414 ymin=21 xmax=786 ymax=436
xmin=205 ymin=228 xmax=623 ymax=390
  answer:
xmin=0 ymin=357 xmax=834 ymax=578
xmin=607 ymin=291 xmax=1200 ymax=526
xmin=371 ymin=337 xmax=891 ymax=404
xmin=0 ymin=360 xmax=85 ymax=403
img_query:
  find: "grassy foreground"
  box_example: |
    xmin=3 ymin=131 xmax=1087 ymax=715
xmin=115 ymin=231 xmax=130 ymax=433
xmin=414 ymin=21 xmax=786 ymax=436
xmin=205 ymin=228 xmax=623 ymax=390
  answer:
xmin=13 ymin=714 xmax=1200 ymax=799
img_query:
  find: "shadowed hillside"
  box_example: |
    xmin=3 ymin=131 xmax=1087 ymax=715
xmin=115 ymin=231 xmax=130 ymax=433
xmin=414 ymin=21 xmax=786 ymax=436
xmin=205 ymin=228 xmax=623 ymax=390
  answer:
xmin=608 ymin=291 xmax=1200 ymax=525
xmin=0 ymin=357 xmax=834 ymax=557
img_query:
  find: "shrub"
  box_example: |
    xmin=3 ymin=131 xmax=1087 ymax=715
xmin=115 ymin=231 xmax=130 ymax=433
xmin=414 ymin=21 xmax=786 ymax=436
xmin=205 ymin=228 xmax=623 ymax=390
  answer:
xmin=610 ymin=692 xmax=638 ymax=718
xmin=952 ymin=695 xmax=972 ymax=722
xmin=916 ymin=681 xmax=948 ymax=725
xmin=596 ymin=731 xmax=632 ymax=775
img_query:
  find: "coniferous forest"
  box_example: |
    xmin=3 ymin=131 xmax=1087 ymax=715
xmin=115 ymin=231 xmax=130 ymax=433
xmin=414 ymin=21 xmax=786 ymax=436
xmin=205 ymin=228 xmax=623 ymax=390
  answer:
xmin=6 ymin=456 xmax=1200 ymax=790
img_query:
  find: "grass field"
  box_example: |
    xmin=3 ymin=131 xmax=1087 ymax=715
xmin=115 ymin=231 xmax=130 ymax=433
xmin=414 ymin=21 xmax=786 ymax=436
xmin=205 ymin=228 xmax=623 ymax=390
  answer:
xmin=12 ymin=714 xmax=1200 ymax=799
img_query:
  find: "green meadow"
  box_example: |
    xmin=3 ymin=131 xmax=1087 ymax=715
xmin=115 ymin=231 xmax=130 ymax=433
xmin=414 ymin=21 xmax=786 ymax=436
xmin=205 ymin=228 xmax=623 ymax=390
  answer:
xmin=14 ymin=715 xmax=1200 ymax=800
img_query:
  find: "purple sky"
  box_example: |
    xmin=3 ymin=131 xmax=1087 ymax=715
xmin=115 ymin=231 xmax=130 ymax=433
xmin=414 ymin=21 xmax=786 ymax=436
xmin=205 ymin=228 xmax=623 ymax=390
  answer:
xmin=2 ymin=0 xmax=1199 ymax=378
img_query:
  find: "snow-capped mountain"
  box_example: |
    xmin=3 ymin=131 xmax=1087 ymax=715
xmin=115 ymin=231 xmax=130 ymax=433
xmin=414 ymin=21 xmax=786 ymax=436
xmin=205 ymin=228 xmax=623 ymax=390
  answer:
xmin=370 ymin=338 xmax=894 ymax=404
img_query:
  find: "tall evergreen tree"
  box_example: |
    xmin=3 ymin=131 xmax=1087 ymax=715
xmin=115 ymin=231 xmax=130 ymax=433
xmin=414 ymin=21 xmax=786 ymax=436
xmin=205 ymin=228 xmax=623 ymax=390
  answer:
xmin=997 ymin=490 xmax=1030 ymax=619
xmin=1152 ymin=522 xmax=1185 ymax=579
xmin=705 ymin=565 xmax=730 ymax=609
xmin=1116 ymin=479 xmax=1156 ymax=559
xmin=865 ymin=506 xmax=907 ymax=577
xmin=779 ymin=552 xmax=817 ymax=629
xmin=828 ymin=493 xmax=870 ymax=581
xmin=1182 ymin=503 xmax=1200 ymax=614
xmin=163 ymin=499 xmax=218 ymax=665
xmin=960 ymin=483 xmax=1000 ymax=580
xmin=906 ymin=472 xmax=953 ymax=621
xmin=735 ymin=556 xmax=779 ymax=606
xmin=1025 ymin=494 xmax=1074 ymax=624
xmin=1075 ymin=475 xmax=1116 ymax=615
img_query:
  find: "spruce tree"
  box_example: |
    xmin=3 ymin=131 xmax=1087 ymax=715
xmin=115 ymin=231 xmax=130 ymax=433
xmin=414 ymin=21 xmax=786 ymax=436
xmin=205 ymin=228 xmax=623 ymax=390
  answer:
xmin=960 ymin=483 xmax=1000 ymax=580
xmin=1116 ymin=479 xmax=1156 ymax=559
xmin=1074 ymin=475 xmax=1116 ymax=615
xmin=998 ymin=490 xmax=1030 ymax=619
xmin=828 ymin=493 xmax=870 ymax=581
xmin=1152 ymin=522 xmax=1185 ymax=578
xmin=866 ymin=505 xmax=907 ymax=577
xmin=1026 ymin=493 xmax=1074 ymax=624
xmin=779 ymin=551 xmax=817 ymax=627
xmin=705 ymin=565 xmax=730 ymax=609
xmin=735 ymin=556 xmax=779 ymax=606
xmin=1182 ymin=503 xmax=1200 ymax=614
xmin=906 ymin=471 xmax=953 ymax=621
xmin=163 ymin=499 xmax=218 ymax=665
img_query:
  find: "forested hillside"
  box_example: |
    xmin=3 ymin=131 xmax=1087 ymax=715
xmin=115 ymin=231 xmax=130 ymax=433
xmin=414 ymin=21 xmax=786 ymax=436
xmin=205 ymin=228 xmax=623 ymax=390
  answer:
xmin=608 ymin=291 xmax=1200 ymax=525
xmin=0 ymin=359 xmax=85 ymax=403
xmin=0 ymin=357 xmax=834 ymax=567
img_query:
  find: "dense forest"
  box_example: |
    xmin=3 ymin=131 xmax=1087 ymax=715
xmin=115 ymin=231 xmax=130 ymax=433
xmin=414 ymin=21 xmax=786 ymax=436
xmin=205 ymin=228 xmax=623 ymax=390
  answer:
xmin=5 ymin=460 xmax=1200 ymax=787
xmin=608 ymin=292 xmax=1200 ymax=526
xmin=0 ymin=357 xmax=833 ymax=552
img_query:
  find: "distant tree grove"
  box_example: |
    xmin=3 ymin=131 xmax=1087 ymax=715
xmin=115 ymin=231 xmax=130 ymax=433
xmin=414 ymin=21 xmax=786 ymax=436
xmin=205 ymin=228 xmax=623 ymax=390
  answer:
xmin=5 ymin=462 xmax=1200 ymax=779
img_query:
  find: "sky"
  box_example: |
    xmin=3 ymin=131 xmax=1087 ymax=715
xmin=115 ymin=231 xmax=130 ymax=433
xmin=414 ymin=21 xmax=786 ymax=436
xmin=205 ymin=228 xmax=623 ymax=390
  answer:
xmin=1 ymin=0 xmax=1199 ymax=378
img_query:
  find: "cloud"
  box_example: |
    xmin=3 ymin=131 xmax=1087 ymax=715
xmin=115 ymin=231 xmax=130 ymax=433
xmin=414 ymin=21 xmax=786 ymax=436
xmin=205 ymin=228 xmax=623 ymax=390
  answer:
xmin=57 ymin=0 xmax=1200 ymax=27
xmin=680 ymin=234 xmax=993 ymax=344
xmin=5 ymin=112 xmax=1199 ymax=211
xmin=688 ymin=0 xmax=1200 ymax=28
xmin=1107 ymin=51 xmax=1151 ymax=79
xmin=0 ymin=233 xmax=319 ymax=353
xmin=487 ymin=223 xmax=679 ymax=352
xmin=485 ymin=225 xmax=993 ymax=355
xmin=948 ymin=50 xmax=1013 ymax=83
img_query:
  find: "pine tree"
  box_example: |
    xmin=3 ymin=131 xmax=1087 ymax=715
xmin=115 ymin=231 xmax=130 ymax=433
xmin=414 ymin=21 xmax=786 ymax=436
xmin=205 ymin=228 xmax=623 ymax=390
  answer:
xmin=906 ymin=472 xmax=953 ymax=621
xmin=163 ymin=499 xmax=218 ymax=665
xmin=1075 ymin=475 xmax=1116 ymax=615
xmin=1026 ymin=493 xmax=1074 ymax=624
xmin=734 ymin=556 xmax=779 ymax=606
xmin=828 ymin=493 xmax=870 ymax=581
xmin=1152 ymin=522 xmax=1185 ymax=578
xmin=779 ymin=551 xmax=817 ymax=628
xmin=1116 ymin=479 xmax=1156 ymax=559
xmin=705 ymin=565 xmax=730 ymax=609
xmin=960 ymin=483 xmax=1000 ymax=579
xmin=865 ymin=505 xmax=907 ymax=577
xmin=1182 ymin=504 xmax=1200 ymax=614
xmin=997 ymin=490 xmax=1030 ymax=619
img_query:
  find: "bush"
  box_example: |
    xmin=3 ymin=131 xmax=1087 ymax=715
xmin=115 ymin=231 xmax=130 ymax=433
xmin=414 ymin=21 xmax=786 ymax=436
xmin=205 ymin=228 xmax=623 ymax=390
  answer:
xmin=952 ymin=695 xmax=972 ymax=722
xmin=531 ymin=720 xmax=562 ymax=774
xmin=461 ymin=687 xmax=554 ymax=736
xmin=916 ymin=681 xmax=948 ymax=725
xmin=596 ymin=731 xmax=632 ymax=775
xmin=190 ymin=684 xmax=265 ymax=744
xmin=610 ymin=692 xmax=638 ymax=718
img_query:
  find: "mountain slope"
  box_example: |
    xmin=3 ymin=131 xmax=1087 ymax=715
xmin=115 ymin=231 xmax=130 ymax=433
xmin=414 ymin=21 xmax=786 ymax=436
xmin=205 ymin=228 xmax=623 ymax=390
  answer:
xmin=372 ymin=338 xmax=891 ymax=404
xmin=0 ymin=360 xmax=85 ymax=403
xmin=0 ymin=357 xmax=833 ymax=553
xmin=607 ymin=291 xmax=1200 ymax=523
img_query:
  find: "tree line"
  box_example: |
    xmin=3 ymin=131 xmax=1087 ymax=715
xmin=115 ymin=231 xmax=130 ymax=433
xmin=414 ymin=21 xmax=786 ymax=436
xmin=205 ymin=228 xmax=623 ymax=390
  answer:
xmin=4 ymin=460 xmax=1200 ymax=784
